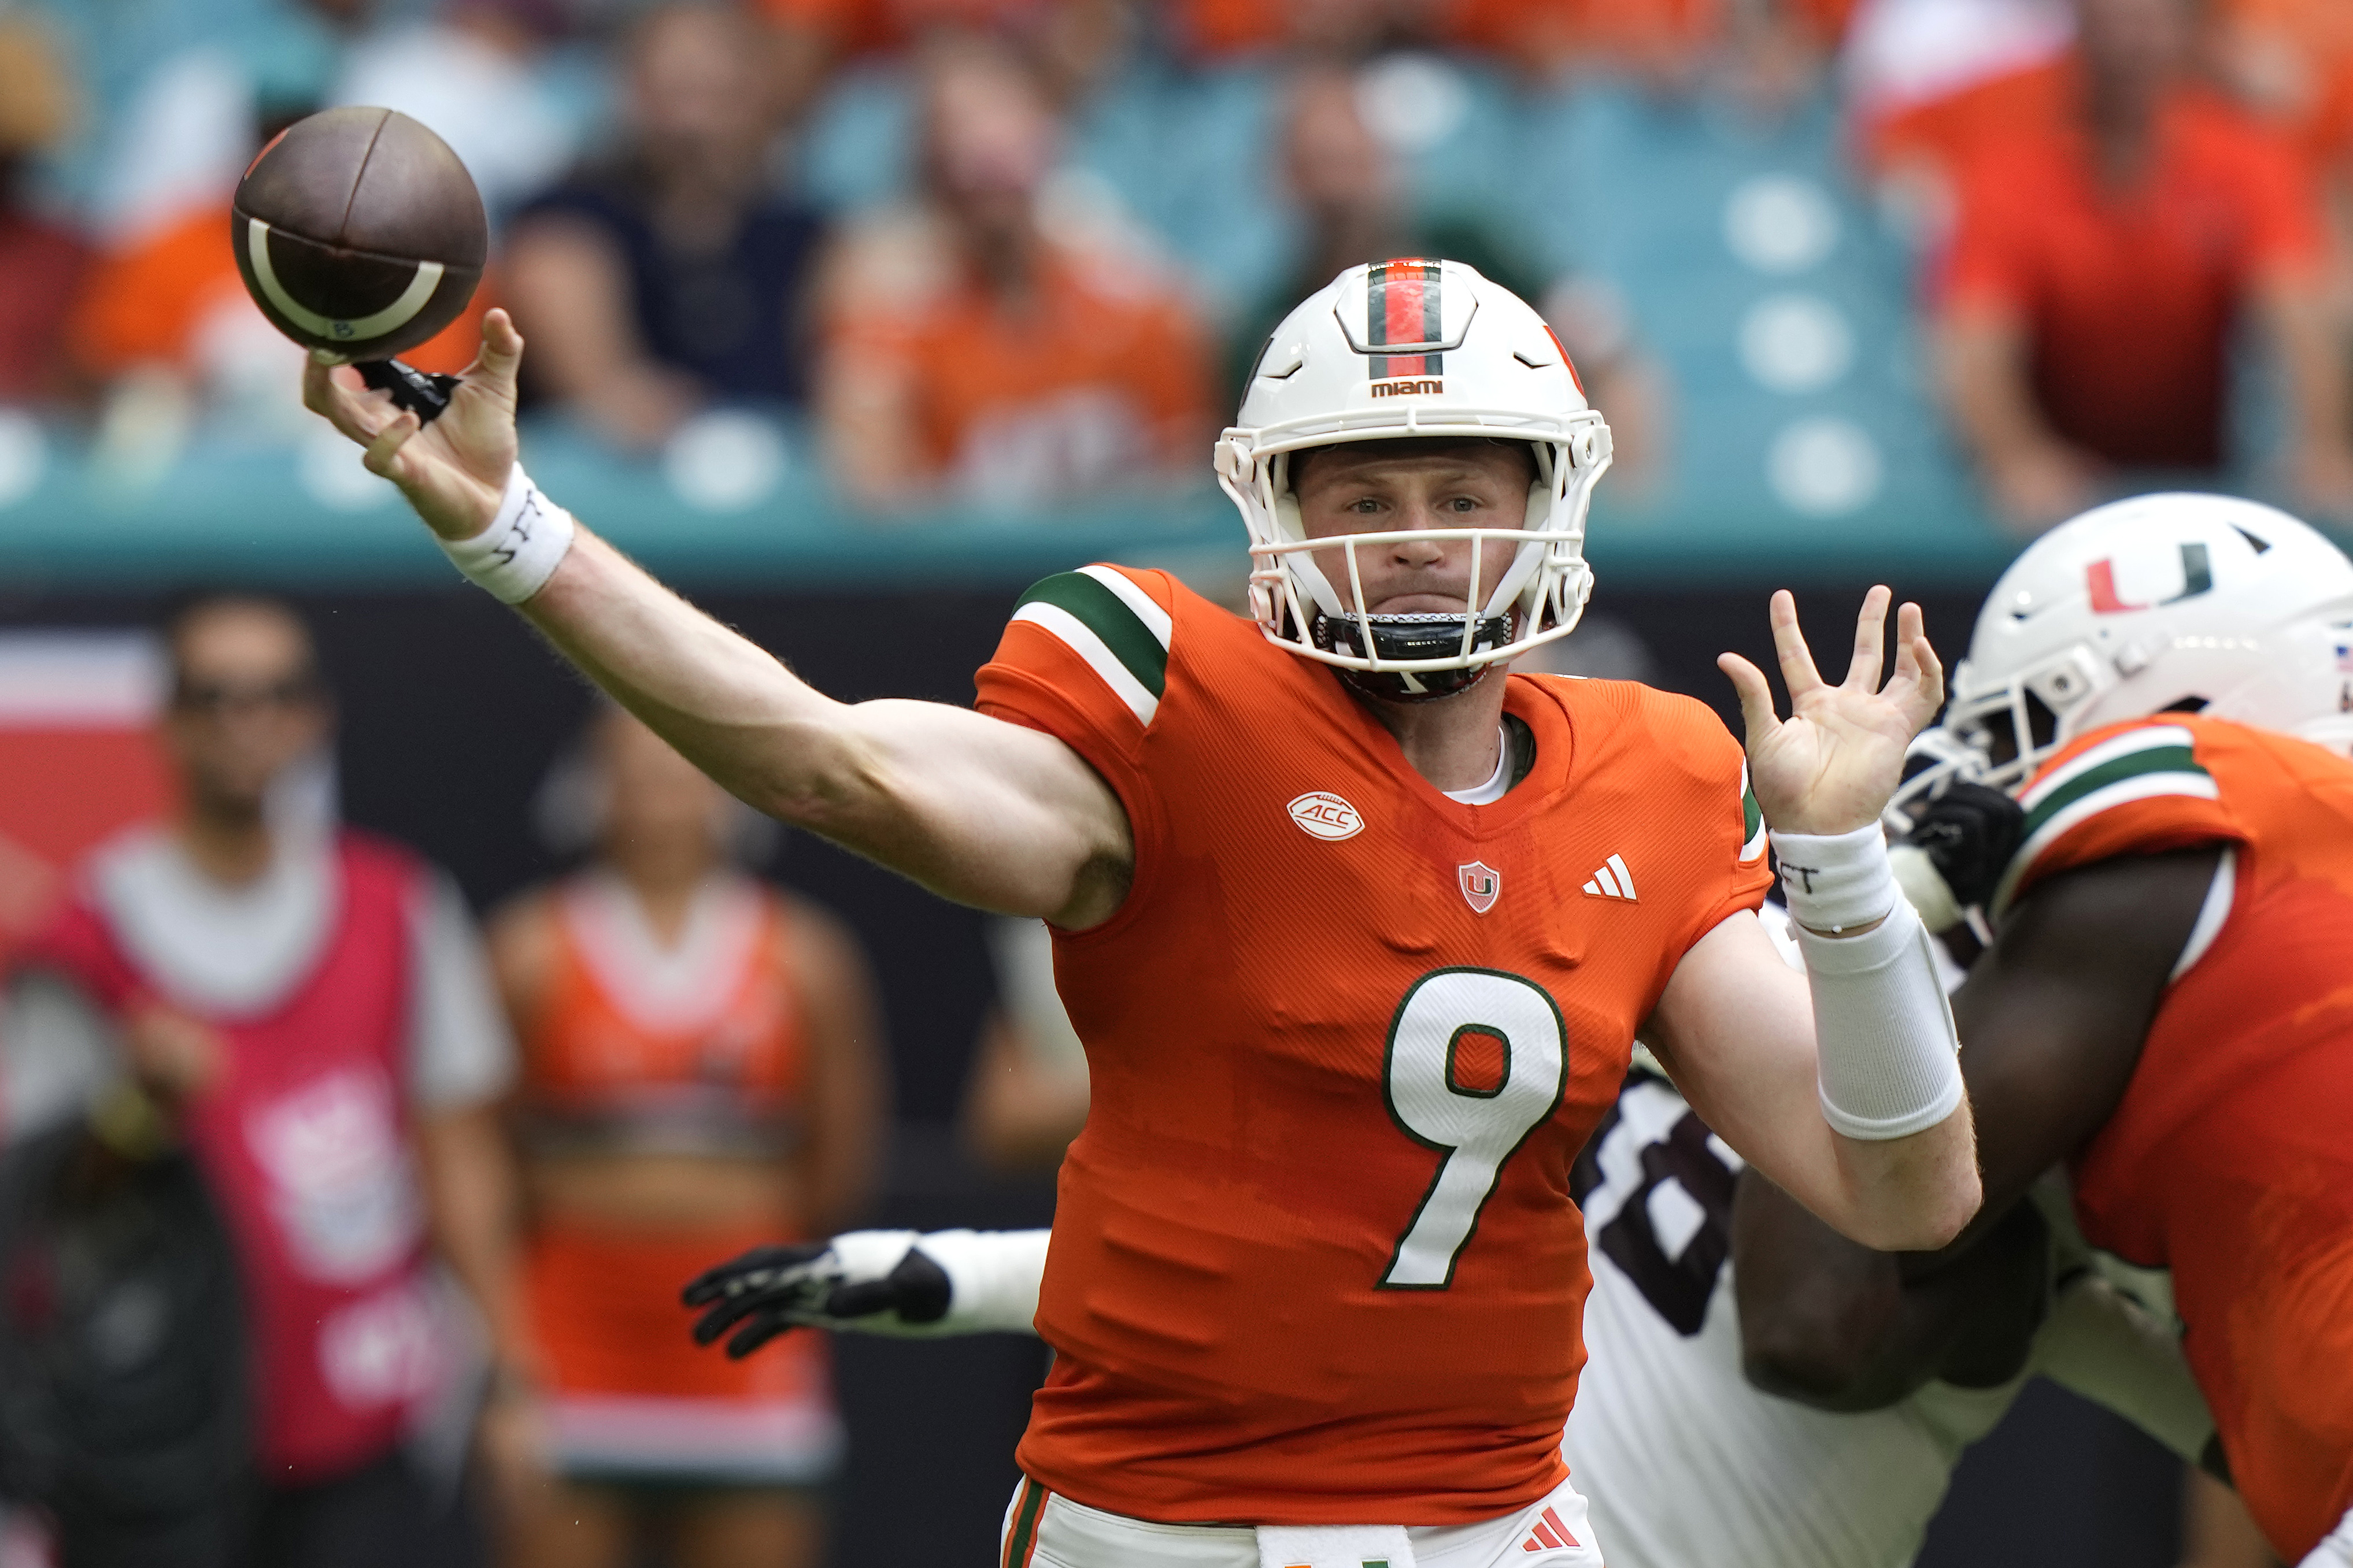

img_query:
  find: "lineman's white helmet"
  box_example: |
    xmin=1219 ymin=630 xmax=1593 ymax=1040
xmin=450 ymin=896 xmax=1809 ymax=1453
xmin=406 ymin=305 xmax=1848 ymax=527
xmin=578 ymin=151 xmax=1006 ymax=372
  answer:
xmin=1213 ymin=258 xmax=1613 ymax=699
xmin=1943 ymin=492 xmax=2353 ymax=790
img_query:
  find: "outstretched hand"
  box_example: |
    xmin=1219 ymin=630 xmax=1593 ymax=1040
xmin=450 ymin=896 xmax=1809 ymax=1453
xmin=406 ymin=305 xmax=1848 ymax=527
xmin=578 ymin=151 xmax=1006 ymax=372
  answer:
xmin=682 ymin=1236 xmax=952 ymax=1359
xmin=300 ymin=308 xmax=525 ymax=542
xmin=1717 ymin=587 xmax=1944 ymax=837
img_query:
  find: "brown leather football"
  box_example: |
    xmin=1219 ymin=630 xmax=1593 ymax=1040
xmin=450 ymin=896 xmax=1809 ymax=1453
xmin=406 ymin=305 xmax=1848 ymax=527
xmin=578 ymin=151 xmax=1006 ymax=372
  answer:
xmin=231 ymin=106 xmax=487 ymax=363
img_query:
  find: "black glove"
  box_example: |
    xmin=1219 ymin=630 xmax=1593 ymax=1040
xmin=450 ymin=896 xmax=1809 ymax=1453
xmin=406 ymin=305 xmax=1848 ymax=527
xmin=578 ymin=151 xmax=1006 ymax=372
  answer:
xmin=682 ymin=1236 xmax=953 ymax=1359
xmin=1902 ymin=780 xmax=2025 ymax=911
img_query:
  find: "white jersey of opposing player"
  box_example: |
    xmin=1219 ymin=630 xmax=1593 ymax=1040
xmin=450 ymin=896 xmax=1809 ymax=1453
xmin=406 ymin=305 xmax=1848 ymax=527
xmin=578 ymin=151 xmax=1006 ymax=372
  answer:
xmin=1565 ymin=905 xmax=2212 ymax=1568
xmin=1569 ymin=1069 xmax=2015 ymax=1568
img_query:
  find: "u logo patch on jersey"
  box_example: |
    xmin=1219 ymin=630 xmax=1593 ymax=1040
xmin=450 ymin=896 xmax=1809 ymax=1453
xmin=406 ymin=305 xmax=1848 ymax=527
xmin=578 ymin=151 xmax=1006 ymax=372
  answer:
xmin=1457 ymin=861 xmax=1500 ymax=914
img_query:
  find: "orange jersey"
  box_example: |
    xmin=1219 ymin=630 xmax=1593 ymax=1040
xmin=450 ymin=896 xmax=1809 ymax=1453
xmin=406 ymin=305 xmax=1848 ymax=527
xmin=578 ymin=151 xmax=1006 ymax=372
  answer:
xmin=974 ymin=567 xmax=1771 ymax=1525
xmin=518 ymin=873 xmax=808 ymax=1145
xmin=1999 ymin=715 xmax=2353 ymax=1558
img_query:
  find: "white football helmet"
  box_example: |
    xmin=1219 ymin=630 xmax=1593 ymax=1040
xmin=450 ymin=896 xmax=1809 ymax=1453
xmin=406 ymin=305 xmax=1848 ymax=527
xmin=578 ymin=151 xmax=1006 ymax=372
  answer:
xmin=1941 ymin=492 xmax=2353 ymax=791
xmin=1213 ymin=258 xmax=1613 ymax=699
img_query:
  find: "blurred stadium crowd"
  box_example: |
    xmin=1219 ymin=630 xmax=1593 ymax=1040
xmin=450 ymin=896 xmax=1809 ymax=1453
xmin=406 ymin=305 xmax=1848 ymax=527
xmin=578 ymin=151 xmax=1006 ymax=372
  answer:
xmin=2 ymin=0 xmax=2353 ymax=1565
xmin=1 ymin=0 xmax=2352 ymax=529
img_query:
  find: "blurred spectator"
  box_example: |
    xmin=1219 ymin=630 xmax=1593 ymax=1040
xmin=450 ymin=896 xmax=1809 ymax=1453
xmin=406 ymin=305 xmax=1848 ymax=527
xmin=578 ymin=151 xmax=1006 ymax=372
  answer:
xmin=816 ymin=34 xmax=1214 ymax=509
xmin=756 ymin=0 xmax=1135 ymax=114
xmin=327 ymin=0 xmax=582 ymax=223
xmin=0 ymin=13 xmax=86 ymax=405
xmin=1934 ymin=0 xmax=2353 ymax=529
xmin=2 ymin=594 xmax=519 ymax=1568
xmin=487 ymin=708 xmax=884 ymax=1568
xmin=960 ymin=917 xmax=1088 ymax=1171
xmin=1159 ymin=0 xmax=1697 ymax=76
xmin=2207 ymin=0 xmax=2353 ymax=175
xmin=1235 ymin=64 xmax=1664 ymax=484
xmin=1156 ymin=0 xmax=1850 ymax=87
xmin=1844 ymin=0 xmax=2073 ymax=225
xmin=504 ymin=1 xmax=824 ymax=451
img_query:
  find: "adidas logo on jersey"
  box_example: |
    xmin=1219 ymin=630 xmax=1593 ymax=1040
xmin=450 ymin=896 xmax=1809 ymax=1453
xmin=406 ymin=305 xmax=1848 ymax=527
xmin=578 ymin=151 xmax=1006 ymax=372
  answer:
xmin=1582 ymin=855 xmax=1638 ymax=901
xmin=1519 ymin=1505 xmax=1583 ymax=1554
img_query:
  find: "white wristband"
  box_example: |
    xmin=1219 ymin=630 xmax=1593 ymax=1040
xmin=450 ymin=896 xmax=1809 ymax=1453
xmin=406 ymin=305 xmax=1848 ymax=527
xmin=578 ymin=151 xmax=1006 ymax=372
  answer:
xmin=1771 ymin=823 xmax=1897 ymax=933
xmin=437 ymin=465 xmax=575 ymax=604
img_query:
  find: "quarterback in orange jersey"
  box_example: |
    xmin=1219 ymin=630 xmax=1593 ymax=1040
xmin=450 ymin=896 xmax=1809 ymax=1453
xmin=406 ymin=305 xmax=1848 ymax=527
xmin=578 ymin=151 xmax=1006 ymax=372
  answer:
xmin=299 ymin=260 xmax=1981 ymax=1561
xmin=1736 ymin=494 xmax=2353 ymax=1567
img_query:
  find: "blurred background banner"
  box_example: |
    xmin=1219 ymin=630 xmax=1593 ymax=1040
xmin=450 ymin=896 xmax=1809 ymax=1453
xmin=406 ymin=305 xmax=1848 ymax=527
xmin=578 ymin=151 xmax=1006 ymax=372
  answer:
xmin=5 ymin=0 xmax=2347 ymax=1560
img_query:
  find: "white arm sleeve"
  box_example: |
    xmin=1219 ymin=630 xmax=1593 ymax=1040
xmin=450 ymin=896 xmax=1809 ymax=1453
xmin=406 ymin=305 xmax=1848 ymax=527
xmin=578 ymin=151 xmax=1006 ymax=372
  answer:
xmin=1 ymin=973 xmax=121 ymax=1141
xmin=914 ymin=1228 xmax=1051 ymax=1336
xmin=405 ymin=869 xmax=517 ymax=1110
xmin=1793 ymin=905 xmax=1966 ymax=1140
xmin=821 ymin=1227 xmax=1051 ymax=1338
xmin=1774 ymin=825 xmax=1965 ymax=1141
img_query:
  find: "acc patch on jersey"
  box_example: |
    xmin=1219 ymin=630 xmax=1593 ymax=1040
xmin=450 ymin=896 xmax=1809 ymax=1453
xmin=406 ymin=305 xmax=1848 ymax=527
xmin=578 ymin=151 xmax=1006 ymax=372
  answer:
xmin=1288 ymin=791 xmax=1364 ymax=840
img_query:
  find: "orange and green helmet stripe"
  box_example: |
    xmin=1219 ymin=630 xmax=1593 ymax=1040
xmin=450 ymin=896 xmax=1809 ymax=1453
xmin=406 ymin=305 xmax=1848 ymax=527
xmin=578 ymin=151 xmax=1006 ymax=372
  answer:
xmin=1367 ymin=257 xmax=1444 ymax=380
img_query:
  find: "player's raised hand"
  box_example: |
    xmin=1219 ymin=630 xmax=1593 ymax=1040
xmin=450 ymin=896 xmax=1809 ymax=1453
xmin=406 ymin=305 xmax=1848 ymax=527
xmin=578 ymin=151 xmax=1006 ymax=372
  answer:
xmin=299 ymin=308 xmax=524 ymax=542
xmin=1717 ymin=588 xmax=1944 ymax=836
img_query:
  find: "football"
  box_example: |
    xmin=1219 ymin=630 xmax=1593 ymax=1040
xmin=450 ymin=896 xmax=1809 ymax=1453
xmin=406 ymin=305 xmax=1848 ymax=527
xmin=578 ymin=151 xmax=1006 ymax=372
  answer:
xmin=231 ymin=106 xmax=487 ymax=364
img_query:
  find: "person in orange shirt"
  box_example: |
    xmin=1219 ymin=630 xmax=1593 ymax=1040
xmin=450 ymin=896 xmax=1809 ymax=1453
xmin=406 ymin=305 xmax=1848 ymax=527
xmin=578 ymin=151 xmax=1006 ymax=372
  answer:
xmin=1933 ymin=0 xmax=2353 ymax=531
xmin=486 ymin=707 xmax=885 ymax=1568
xmin=816 ymin=34 xmax=1215 ymax=509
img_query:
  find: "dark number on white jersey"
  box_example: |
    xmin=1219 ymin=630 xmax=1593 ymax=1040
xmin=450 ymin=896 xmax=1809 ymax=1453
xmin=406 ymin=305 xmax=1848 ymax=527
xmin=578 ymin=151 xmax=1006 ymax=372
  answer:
xmin=1571 ymin=1073 xmax=1740 ymax=1336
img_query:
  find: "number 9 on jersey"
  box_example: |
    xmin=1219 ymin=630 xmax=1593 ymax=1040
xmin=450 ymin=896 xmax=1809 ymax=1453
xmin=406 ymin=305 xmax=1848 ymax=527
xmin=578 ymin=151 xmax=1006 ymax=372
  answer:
xmin=1381 ymin=968 xmax=1568 ymax=1288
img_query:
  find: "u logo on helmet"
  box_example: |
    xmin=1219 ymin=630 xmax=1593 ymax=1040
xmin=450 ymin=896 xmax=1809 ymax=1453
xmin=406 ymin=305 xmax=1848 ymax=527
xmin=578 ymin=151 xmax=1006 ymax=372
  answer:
xmin=2088 ymin=543 xmax=2214 ymax=614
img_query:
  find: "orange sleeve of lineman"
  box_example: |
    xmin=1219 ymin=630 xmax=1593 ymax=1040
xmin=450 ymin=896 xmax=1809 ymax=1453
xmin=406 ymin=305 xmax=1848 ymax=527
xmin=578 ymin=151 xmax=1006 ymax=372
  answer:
xmin=2001 ymin=720 xmax=2251 ymax=913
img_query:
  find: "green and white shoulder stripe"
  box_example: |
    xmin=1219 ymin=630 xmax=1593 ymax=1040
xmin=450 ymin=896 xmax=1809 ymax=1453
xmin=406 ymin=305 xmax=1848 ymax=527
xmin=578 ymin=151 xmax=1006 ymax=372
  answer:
xmin=1992 ymin=723 xmax=2215 ymax=914
xmin=1011 ymin=565 xmax=1173 ymax=728
xmin=1738 ymin=763 xmax=1767 ymax=863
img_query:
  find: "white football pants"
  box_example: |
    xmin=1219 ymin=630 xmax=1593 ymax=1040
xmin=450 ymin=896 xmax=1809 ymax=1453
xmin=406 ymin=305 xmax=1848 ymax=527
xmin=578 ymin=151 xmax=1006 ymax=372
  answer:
xmin=997 ymin=1473 xmax=1604 ymax=1568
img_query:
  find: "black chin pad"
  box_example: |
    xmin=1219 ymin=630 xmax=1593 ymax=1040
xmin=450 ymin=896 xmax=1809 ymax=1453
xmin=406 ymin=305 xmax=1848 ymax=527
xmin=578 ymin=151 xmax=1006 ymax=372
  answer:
xmin=1311 ymin=611 xmax=1512 ymax=703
